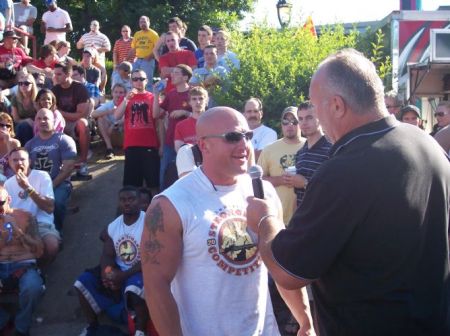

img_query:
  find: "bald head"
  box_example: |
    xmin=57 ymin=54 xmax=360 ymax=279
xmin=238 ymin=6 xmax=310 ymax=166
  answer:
xmin=197 ymin=106 xmax=249 ymax=138
xmin=36 ymin=108 xmax=55 ymax=134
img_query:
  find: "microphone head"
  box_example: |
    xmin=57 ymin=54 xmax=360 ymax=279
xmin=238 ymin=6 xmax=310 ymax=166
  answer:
xmin=248 ymin=165 xmax=263 ymax=179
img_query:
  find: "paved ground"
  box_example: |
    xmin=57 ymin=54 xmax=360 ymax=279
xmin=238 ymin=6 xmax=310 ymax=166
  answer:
xmin=29 ymin=151 xmax=125 ymax=336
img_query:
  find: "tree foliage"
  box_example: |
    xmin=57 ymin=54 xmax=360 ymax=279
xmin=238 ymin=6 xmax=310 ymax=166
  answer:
xmin=212 ymin=25 xmax=359 ymax=128
xmin=32 ymin=0 xmax=255 ymax=48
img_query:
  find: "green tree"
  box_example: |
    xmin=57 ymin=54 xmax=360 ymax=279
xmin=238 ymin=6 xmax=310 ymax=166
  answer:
xmin=212 ymin=25 xmax=359 ymax=128
xmin=33 ymin=0 xmax=255 ymax=49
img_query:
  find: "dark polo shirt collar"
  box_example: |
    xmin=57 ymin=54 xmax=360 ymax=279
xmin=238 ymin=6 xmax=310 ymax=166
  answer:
xmin=330 ymin=115 xmax=398 ymax=156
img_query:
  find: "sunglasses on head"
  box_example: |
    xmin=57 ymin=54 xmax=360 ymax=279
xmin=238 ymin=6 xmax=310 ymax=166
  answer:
xmin=281 ymin=119 xmax=299 ymax=126
xmin=132 ymin=77 xmax=147 ymax=82
xmin=18 ymin=81 xmax=31 ymax=86
xmin=434 ymin=111 xmax=450 ymax=118
xmin=0 ymin=123 xmax=11 ymax=129
xmin=202 ymin=131 xmax=253 ymax=143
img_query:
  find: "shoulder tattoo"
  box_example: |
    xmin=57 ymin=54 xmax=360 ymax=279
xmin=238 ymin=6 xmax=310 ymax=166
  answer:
xmin=142 ymin=203 xmax=165 ymax=265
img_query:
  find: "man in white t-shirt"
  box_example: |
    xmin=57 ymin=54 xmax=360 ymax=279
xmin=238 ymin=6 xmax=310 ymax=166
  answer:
xmin=243 ymin=97 xmax=277 ymax=161
xmin=76 ymin=20 xmax=111 ymax=67
xmin=41 ymin=0 xmax=72 ymax=45
xmin=5 ymin=147 xmax=60 ymax=266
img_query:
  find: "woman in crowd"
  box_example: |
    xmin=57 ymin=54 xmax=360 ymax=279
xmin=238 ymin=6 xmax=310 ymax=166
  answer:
xmin=33 ymin=88 xmax=65 ymax=134
xmin=0 ymin=112 xmax=20 ymax=181
xmin=56 ymin=41 xmax=77 ymax=66
xmin=11 ymin=71 xmax=38 ymax=145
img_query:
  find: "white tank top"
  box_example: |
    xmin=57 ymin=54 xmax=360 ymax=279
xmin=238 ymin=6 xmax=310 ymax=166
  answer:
xmin=160 ymin=168 xmax=281 ymax=336
xmin=107 ymin=211 xmax=145 ymax=271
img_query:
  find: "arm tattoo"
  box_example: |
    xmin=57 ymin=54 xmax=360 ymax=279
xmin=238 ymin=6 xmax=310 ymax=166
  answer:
xmin=143 ymin=203 xmax=165 ymax=265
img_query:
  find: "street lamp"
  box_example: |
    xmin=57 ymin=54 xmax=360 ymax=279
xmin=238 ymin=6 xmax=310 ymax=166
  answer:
xmin=276 ymin=0 xmax=292 ymax=28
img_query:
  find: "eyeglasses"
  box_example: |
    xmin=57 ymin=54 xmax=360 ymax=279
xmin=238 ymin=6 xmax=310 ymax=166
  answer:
xmin=18 ymin=81 xmax=31 ymax=86
xmin=132 ymin=77 xmax=147 ymax=82
xmin=281 ymin=119 xmax=299 ymax=126
xmin=202 ymin=131 xmax=253 ymax=143
xmin=0 ymin=123 xmax=12 ymax=129
xmin=434 ymin=111 xmax=450 ymax=118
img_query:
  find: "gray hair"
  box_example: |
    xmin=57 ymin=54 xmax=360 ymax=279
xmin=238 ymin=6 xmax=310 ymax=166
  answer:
xmin=318 ymin=48 xmax=385 ymax=115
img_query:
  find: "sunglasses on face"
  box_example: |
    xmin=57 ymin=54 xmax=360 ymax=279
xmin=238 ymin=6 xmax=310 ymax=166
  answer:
xmin=0 ymin=123 xmax=12 ymax=129
xmin=132 ymin=77 xmax=147 ymax=82
xmin=434 ymin=111 xmax=450 ymax=118
xmin=202 ymin=131 xmax=253 ymax=143
xmin=281 ymin=119 xmax=299 ymax=126
xmin=0 ymin=199 xmax=6 ymax=206
xmin=18 ymin=81 xmax=31 ymax=86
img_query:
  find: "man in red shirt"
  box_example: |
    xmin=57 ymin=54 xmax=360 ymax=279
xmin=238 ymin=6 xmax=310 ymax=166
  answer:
xmin=0 ymin=30 xmax=32 ymax=88
xmin=174 ymin=86 xmax=208 ymax=151
xmin=153 ymin=64 xmax=192 ymax=190
xmin=115 ymin=69 xmax=161 ymax=195
xmin=158 ymin=31 xmax=197 ymax=93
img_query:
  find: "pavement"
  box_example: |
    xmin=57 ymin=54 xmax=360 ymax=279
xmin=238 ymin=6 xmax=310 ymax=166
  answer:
xmin=29 ymin=150 xmax=126 ymax=336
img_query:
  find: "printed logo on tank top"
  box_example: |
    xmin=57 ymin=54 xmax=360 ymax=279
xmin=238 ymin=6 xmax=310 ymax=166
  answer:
xmin=116 ymin=234 xmax=140 ymax=266
xmin=207 ymin=206 xmax=262 ymax=276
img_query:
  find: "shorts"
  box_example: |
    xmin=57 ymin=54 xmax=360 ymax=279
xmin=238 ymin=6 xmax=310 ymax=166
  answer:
xmin=64 ymin=121 xmax=77 ymax=138
xmin=74 ymin=266 xmax=144 ymax=323
xmin=124 ymin=147 xmax=159 ymax=188
xmin=38 ymin=222 xmax=61 ymax=240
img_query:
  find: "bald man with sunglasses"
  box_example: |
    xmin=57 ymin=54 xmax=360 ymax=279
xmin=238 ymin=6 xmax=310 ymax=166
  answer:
xmin=141 ymin=106 xmax=314 ymax=336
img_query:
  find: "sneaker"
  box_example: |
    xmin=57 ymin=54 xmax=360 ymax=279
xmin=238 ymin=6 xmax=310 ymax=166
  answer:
xmin=79 ymin=324 xmax=97 ymax=336
xmin=104 ymin=148 xmax=114 ymax=160
xmin=77 ymin=163 xmax=89 ymax=176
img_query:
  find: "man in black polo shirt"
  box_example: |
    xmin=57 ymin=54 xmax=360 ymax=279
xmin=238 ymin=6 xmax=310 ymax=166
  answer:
xmin=247 ymin=48 xmax=450 ymax=336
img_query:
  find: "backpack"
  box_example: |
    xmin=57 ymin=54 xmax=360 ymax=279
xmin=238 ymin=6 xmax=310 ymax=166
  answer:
xmin=162 ymin=144 xmax=203 ymax=190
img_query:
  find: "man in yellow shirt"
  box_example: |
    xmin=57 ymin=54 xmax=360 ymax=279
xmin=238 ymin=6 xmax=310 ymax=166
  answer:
xmin=130 ymin=16 xmax=159 ymax=91
xmin=257 ymin=106 xmax=305 ymax=225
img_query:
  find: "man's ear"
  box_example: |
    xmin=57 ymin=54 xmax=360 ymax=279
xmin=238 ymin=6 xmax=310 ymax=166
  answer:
xmin=332 ymin=95 xmax=347 ymax=119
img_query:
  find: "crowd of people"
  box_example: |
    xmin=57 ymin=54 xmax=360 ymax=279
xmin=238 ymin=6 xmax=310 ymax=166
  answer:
xmin=0 ymin=1 xmax=446 ymax=336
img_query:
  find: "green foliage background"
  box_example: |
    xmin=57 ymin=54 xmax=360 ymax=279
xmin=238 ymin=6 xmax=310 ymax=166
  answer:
xmin=212 ymin=25 xmax=391 ymax=128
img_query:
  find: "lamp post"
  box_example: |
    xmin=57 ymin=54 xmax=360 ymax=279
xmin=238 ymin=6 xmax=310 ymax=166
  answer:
xmin=276 ymin=0 xmax=292 ymax=28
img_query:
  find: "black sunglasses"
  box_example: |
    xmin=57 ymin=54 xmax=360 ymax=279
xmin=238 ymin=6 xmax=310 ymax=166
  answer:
xmin=281 ymin=119 xmax=299 ymax=126
xmin=202 ymin=131 xmax=253 ymax=143
xmin=18 ymin=81 xmax=32 ymax=86
xmin=0 ymin=199 xmax=7 ymax=206
xmin=132 ymin=77 xmax=147 ymax=82
xmin=0 ymin=123 xmax=12 ymax=129
xmin=434 ymin=111 xmax=450 ymax=118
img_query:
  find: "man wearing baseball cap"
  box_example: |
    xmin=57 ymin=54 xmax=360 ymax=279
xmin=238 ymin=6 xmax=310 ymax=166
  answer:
xmin=0 ymin=31 xmax=32 ymax=88
xmin=399 ymin=105 xmax=422 ymax=128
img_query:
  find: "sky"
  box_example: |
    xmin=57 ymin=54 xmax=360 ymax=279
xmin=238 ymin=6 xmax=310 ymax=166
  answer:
xmin=242 ymin=0 xmax=449 ymax=29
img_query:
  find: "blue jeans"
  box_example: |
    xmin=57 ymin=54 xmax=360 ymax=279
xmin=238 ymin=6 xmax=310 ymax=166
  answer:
xmin=159 ymin=145 xmax=176 ymax=190
xmin=0 ymin=262 xmax=44 ymax=333
xmin=53 ymin=181 xmax=72 ymax=231
xmin=132 ymin=58 xmax=155 ymax=91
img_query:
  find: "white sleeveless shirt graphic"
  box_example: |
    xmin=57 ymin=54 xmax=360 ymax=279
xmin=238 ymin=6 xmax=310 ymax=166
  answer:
xmin=160 ymin=168 xmax=281 ymax=336
xmin=107 ymin=211 xmax=145 ymax=271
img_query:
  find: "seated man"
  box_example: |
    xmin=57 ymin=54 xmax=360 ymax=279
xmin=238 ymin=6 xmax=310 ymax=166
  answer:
xmin=52 ymin=63 xmax=91 ymax=177
xmin=72 ymin=65 xmax=103 ymax=108
xmin=111 ymin=61 xmax=132 ymax=93
xmin=0 ymin=31 xmax=32 ymax=88
xmin=91 ymin=83 xmax=126 ymax=160
xmin=0 ymin=185 xmax=44 ymax=336
xmin=74 ymin=186 xmax=148 ymax=336
xmin=25 ymin=108 xmax=77 ymax=232
xmin=5 ymin=147 xmax=59 ymax=266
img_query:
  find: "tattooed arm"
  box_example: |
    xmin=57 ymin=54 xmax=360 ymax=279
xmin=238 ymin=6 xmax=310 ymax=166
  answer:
xmin=140 ymin=196 xmax=183 ymax=336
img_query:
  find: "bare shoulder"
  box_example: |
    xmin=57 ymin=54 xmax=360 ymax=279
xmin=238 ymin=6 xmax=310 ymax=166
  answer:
xmin=141 ymin=196 xmax=182 ymax=266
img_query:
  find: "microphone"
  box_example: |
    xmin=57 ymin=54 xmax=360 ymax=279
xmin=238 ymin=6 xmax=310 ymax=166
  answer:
xmin=248 ymin=165 xmax=264 ymax=199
